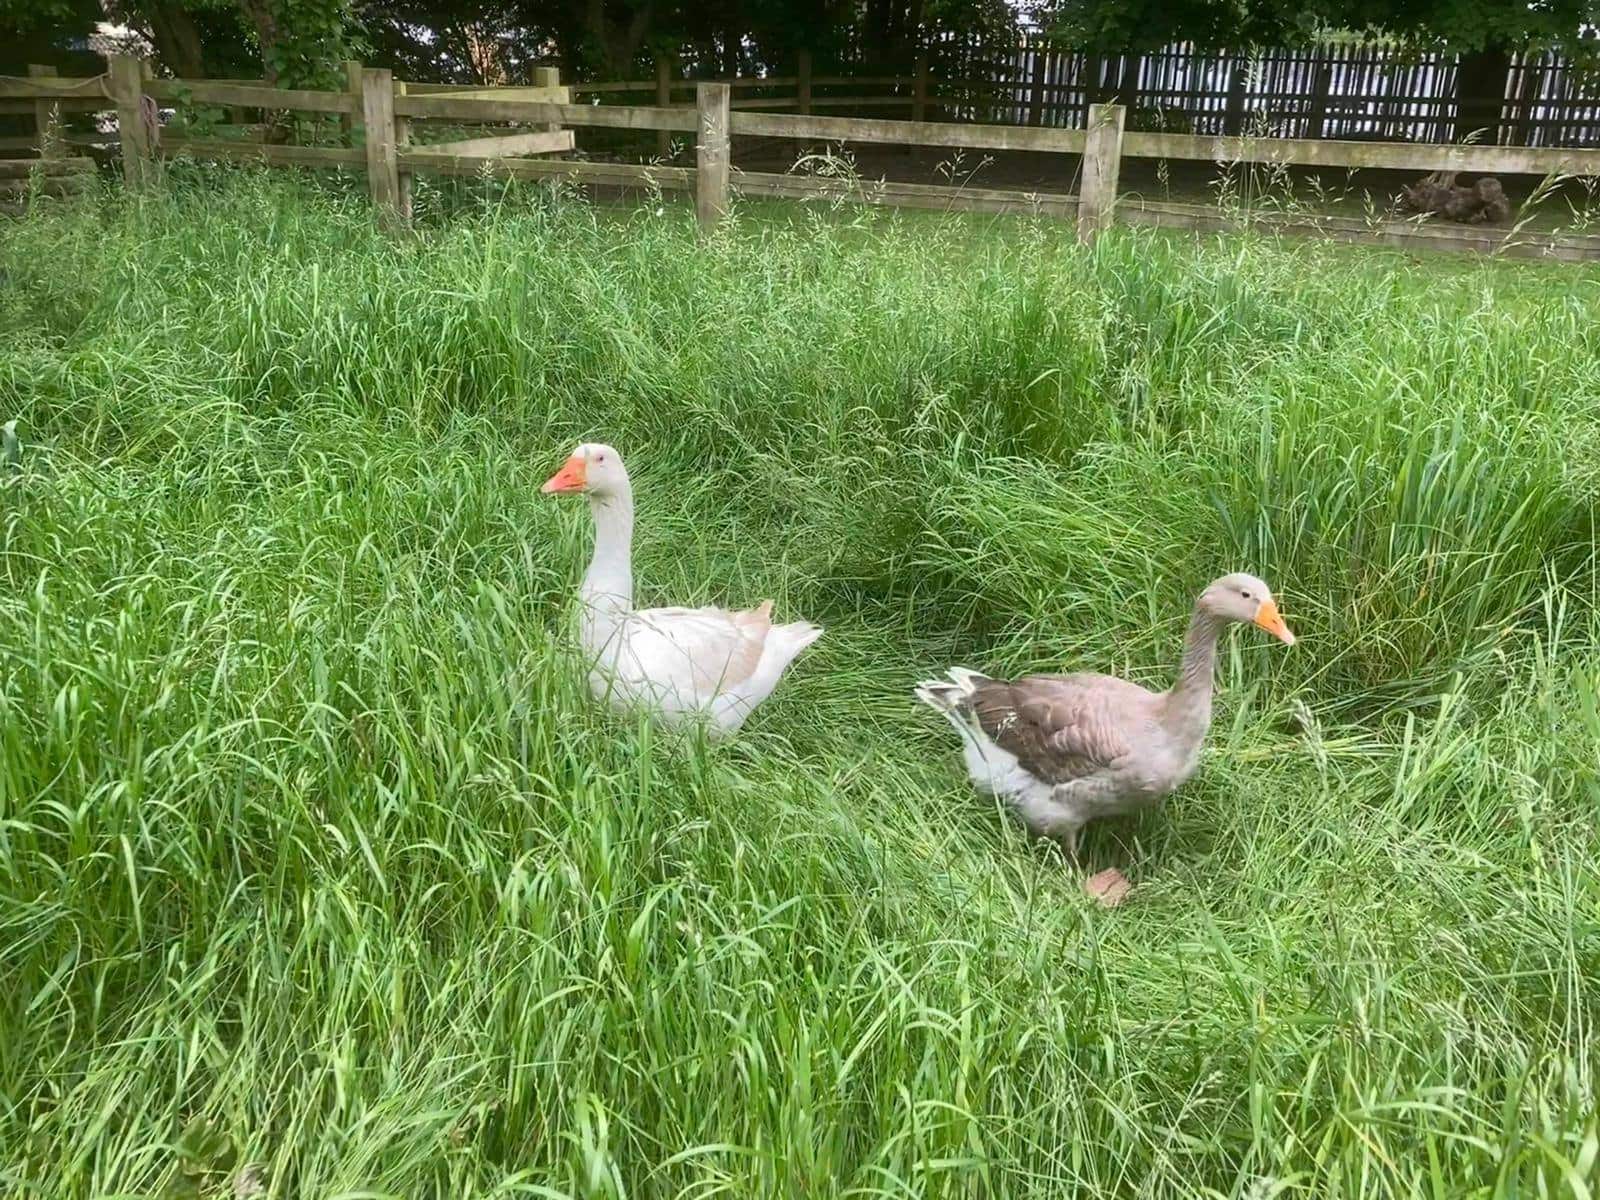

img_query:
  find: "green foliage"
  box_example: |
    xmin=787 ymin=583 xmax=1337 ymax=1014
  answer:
xmin=0 ymin=0 xmax=85 ymax=31
xmin=257 ymin=0 xmax=362 ymax=88
xmin=0 ymin=0 xmax=101 ymax=74
xmin=0 ymin=173 xmax=1596 ymax=1196
xmin=1337 ymin=0 xmax=1600 ymax=54
xmin=1038 ymin=0 xmax=1600 ymax=53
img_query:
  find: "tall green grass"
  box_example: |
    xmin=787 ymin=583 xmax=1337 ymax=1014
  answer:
xmin=1 ymin=170 xmax=1597 ymax=1197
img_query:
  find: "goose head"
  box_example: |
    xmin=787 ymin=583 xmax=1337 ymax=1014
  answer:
xmin=540 ymin=443 xmax=630 ymax=499
xmin=1197 ymin=572 xmax=1295 ymax=645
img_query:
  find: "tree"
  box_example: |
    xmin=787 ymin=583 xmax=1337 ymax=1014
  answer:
xmin=97 ymin=0 xmax=261 ymax=78
xmin=1334 ymin=0 xmax=1600 ymax=140
xmin=0 ymin=0 xmax=102 ymax=75
xmin=95 ymin=0 xmax=357 ymax=84
xmin=361 ymin=0 xmax=548 ymax=82
xmin=1038 ymin=0 xmax=1600 ymax=141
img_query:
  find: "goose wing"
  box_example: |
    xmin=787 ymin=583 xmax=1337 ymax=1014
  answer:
xmin=614 ymin=601 xmax=773 ymax=702
xmin=966 ymin=673 xmax=1147 ymax=785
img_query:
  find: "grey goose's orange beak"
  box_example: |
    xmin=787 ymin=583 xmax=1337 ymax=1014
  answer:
xmin=1253 ymin=598 xmax=1295 ymax=645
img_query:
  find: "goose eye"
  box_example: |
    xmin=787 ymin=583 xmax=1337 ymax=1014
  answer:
xmin=1241 ymin=590 xmax=1252 ymax=600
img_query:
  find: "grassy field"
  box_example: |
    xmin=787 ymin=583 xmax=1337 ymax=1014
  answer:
xmin=1 ymin=171 xmax=1597 ymax=1198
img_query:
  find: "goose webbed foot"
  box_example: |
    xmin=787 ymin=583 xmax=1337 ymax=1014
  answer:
xmin=1083 ymin=867 xmax=1132 ymax=907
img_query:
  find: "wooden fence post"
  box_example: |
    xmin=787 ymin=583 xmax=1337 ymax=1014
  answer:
xmin=1115 ymin=53 xmax=1140 ymax=110
xmin=797 ymin=49 xmax=812 ymax=115
xmin=28 ymin=65 xmax=61 ymax=157
xmin=360 ymin=67 xmax=402 ymax=229
xmin=1223 ymin=56 xmax=1247 ymax=136
xmin=108 ymin=54 xmax=152 ymax=187
xmin=1076 ymin=102 xmax=1125 ymax=245
xmin=342 ymin=59 xmax=363 ymax=141
xmin=533 ymin=65 xmax=566 ymax=143
xmin=1513 ymin=55 xmax=1542 ymax=146
xmin=695 ymin=82 xmax=730 ymax=231
xmin=1307 ymin=61 xmax=1332 ymax=139
xmin=912 ymin=51 xmax=929 ymax=123
xmin=655 ymin=55 xmax=673 ymax=157
xmin=1027 ymin=43 xmax=1048 ymax=127
xmin=394 ymin=79 xmax=412 ymax=223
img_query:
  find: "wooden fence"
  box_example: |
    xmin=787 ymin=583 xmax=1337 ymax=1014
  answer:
xmin=979 ymin=40 xmax=1600 ymax=147
xmin=568 ymin=40 xmax=1600 ymax=147
xmin=5 ymin=58 xmax=1600 ymax=260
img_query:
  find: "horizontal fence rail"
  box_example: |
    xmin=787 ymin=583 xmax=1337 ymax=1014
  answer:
xmin=143 ymin=79 xmax=359 ymax=113
xmin=5 ymin=57 xmax=1600 ymax=260
xmin=1122 ymin=131 xmax=1600 ymax=174
xmin=730 ymin=111 xmax=1087 ymax=152
xmin=392 ymin=94 xmax=697 ymax=130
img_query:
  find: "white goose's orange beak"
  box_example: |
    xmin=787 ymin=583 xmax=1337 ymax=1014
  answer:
xmin=541 ymin=454 xmax=587 ymax=494
xmin=1253 ymin=598 xmax=1296 ymax=645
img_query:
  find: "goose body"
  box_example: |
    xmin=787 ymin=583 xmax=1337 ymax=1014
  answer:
xmin=544 ymin=444 xmax=822 ymax=736
xmin=916 ymin=573 xmax=1294 ymax=874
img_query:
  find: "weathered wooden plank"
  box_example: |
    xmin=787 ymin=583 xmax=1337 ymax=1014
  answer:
xmin=1120 ymin=199 xmax=1600 ymax=262
xmin=398 ymin=81 xmax=501 ymax=95
xmin=697 ymin=82 xmax=731 ymax=229
xmin=730 ymin=110 xmax=1088 ymax=152
xmin=428 ymin=85 xmax=565 ymax=103
xmin=342 ymin=60 xmax=362 ymax=138
xmin=0 ymin=74 xmax=108 ymax=100
xmin=736 ymin=170 xmax=1078 ymax=218
xmin=398 ymin=154 xmax=692 ymax=189
xmin=0 ymin=172 xmax=92 ymax=197
xmin=1077 ymin=102 xmax=1126 ymax=244
xmin=108 ymin=55 xmax=151 ymax=188
xmin=159 ymin=137 xmax=364 ymax=166
xmin=0 ymin=156 xmax=93 ymax=177
xmin=0 ymin=98 xmax=107 ymax=114
xmin=361 ymin=68 xmax=402 ymax=227
xmin=1123 ymin=130 xmax=1600 ymax=174
xmin=568 ymin=80 xmax=654 ymax=94
xmin=393 ymin=94 xmax=697 ymax=130
xmin=733 ymin=96 xmax=912 ymax=110
xmin=1027 ymin=47 xmax=1048 ymax=127
xmin=656 ymin=56 xmax=673 ymax=157
xmin=144 ymin=78 xmax=357 ymax=114
xmin=531 ymin=67 xmax=565 ymax=141
xmin=571 ymin=76 xmax=808 ymax=94
xmin=814 ymin=96 xmax=913 ymax=108
xmin=814 ymin=75 xmax=906 ymax=87
xmin=29 ymin=65 xmax=62 ymax=157
xmin=394 ymin=79 xmax=412 ymax=223
xmin=407 ymin=129 xmax=574 ymax=157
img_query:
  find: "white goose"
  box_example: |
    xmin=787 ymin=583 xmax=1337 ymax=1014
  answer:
xmin=542 ymin=443 xmax=824 ymax=736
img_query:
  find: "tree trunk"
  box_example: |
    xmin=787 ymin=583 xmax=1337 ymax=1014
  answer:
xmin=143 ymin=0 xmax=207 ymax=78
xmin=1454 ymin=45 xmax=1510 ymax=143
xmin=862 ymin=0 xmax=894 ymax=68
xmin=236 ymin=0 xmax=279 ymax=84
xmin=582 ymin=0 xmax=655 ymax=76
xmin=904 ymin=0 xmax=925 ymax=66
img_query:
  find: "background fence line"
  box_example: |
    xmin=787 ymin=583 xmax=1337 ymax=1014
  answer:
xmin=4 ymin=57 xmax=1600 ymax=261
xmin=516 ymin=36 xmax=1600 ymax=147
